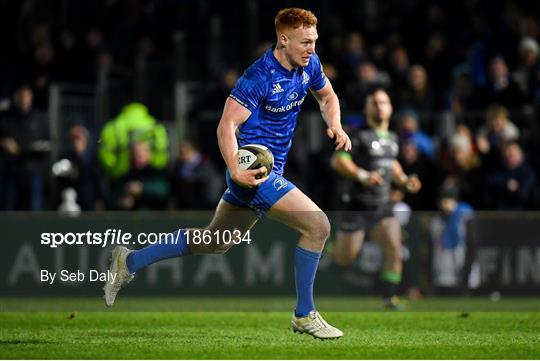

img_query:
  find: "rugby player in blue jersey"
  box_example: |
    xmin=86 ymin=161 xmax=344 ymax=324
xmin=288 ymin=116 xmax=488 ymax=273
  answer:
xmin=104 ymin=8 xmax=350 ymax=339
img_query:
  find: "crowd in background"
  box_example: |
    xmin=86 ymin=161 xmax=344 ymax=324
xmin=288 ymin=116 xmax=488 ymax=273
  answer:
xmin=0 ymin=0 xmax=539 ymax=213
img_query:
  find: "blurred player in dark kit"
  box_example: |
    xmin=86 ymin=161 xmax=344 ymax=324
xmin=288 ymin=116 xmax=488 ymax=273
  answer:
xmin=331 ymin=88 xmax=421 ymax=309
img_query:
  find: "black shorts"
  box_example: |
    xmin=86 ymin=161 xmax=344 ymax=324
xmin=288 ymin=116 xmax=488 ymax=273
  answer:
xmin=339 ymin=201 xmax=394 ymax=233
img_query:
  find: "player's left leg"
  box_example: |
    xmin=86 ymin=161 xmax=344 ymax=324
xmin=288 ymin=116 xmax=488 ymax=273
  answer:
xmin=104 ymin=200 xmax=258 ymax=306
xmin=267 ymin=188 xmax=343 ymax=339
xmin=370 ymin=216 xmax=403 ymax=309
xmin=331 ymin=229 xmax=365 ymax=266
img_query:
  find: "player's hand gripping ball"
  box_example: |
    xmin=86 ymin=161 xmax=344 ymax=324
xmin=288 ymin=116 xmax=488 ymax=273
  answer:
xmin=238 ymin=144 xmax=274 ymax=179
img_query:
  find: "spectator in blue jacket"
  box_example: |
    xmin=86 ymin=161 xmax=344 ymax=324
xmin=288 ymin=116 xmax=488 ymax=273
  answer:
xmin=396 ymin=109 xmax=435 ymax=158
xmin=430 ymin=186 xmax=473 ymax=288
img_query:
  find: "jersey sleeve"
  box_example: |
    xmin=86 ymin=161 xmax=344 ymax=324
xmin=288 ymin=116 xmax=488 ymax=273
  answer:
xmin=229 ymin=69 xmax=267 ymax=112
xmin=308 ymin=53 xmax=327 ymax=91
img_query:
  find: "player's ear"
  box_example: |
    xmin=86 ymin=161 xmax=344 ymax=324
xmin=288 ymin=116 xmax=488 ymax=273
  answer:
xmin=279 ymin=32 xmax=288 ymax=47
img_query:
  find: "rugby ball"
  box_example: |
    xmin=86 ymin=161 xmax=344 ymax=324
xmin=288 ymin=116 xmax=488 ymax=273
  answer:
xmin=238 ymin=144 xmax=274 ymax=178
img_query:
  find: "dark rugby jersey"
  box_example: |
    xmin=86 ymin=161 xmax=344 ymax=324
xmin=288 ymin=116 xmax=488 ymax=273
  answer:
xmin=344 ymin=129 xmax=399 ymax=207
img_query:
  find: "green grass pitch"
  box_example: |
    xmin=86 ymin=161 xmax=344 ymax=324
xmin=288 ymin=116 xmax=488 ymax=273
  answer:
xmin=1 ymin=297 xmax=539 ymax=359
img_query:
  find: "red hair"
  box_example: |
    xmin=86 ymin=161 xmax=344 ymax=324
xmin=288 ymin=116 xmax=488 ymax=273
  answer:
xmin=274 ymin=8 xmax=317 ymax=34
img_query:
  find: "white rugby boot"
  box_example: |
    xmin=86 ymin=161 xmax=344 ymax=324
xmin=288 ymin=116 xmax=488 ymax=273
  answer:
xmin=291 ymin=310 xmax=343 ymax=339
xmin=103 ymin=246 xmax=134 ymax=307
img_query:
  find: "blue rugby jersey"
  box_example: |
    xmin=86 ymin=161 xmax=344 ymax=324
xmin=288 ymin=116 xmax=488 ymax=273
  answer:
xmin=229 ymin=47 xmax=327 ymax=176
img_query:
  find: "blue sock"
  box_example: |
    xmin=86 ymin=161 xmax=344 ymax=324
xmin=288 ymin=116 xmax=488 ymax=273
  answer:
xmin=126 ymin=229 xmax=191 ymax=274
xmin=294 ymin=246 xmax=321 ymax=317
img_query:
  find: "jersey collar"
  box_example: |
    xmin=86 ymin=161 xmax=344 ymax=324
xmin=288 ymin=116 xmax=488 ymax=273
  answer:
xmin=267 ymin=47 xmax=303 ymax=76
xmin=376 ymin=129 xmax=389 ymax=139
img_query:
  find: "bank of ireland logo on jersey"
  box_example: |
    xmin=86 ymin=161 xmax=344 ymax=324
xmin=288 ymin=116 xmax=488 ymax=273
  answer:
xmin=272 ymin=83 xmax=284 ymax=94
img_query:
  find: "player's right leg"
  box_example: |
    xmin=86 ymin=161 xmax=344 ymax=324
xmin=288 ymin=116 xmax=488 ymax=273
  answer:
xmin=267 ymin=187 xmax=343 ymax=339
xmin=103 ymin=199 xmax=257 ymax=306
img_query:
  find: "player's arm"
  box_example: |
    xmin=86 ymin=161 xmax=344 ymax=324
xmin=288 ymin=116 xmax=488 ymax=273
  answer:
xmin=391 ymin=160 xmax=421 ymax=193
xmin=310 ymin=81 xmax=351 ymax=151
xmin=217 ymin=97 xmax=268 ymax=187
xmin=331 ymin=151 xmax=384 ymax=187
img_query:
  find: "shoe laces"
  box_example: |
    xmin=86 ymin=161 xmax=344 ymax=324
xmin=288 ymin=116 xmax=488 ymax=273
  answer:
xmin=309 ymin=311 xmax=329 ymax=330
